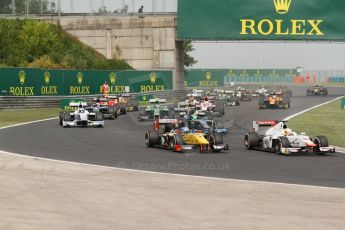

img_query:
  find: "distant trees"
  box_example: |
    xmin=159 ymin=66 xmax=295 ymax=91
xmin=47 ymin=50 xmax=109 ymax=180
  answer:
xmin=98 ymin=4 xmax=129 ymax=14
xmin=0 ymin=0 xmax=13 ymax=14
xmin=0 ymin=0 xmax=53 ymax=14
xmin=0 ymin=19 xmax=131 ymax=70
xmin=183 ymin=41 xmax=197 ymax=68
xmin=114 ymin=4 xmax=129 ymax=14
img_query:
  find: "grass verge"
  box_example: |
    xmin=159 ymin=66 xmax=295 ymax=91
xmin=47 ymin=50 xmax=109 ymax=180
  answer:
xmin=288 ymin=99 xmax=345 ymax=147
xmin=0 ymin=108 xmax=59 ymax=128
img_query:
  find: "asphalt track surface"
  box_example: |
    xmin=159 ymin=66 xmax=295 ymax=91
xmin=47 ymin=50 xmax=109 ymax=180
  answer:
xmin=1 ymin=86 xmax=345 ymax=188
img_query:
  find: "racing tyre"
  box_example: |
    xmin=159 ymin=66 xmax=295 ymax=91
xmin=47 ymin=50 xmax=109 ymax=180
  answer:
xmin=108 ymin=107 xmax=116 ymax=119
xmin=169 ymin=134 xmax=184 ymax=151
xmin=145 ymin=131 xmax=159 ymax=147
xmin=272 ymin=139 xmax=282 ymax=154
xmin=221 ymin=104 xmax=225 ymax=116
xmin=273 ymin=137 xmax=290 ymax=155
xmin=244 ymin=132 xmax=259 ymax=150
xmin=314 ymin=135 xmax=329 ymax=147
xmin=59 ymin=112 xmax=64 ymax=125
xmin=114 ymin=108 xmax=118 ymax=118
xmin=121 ymin=106 xmax=127 ymax=114
xmin=209 ymin=133 xmax=223 ymax=152
xmin=257 ymin=97 xmax=264 ymax=109
xmin=95 ymin=112 xmax=103 ymax=121
xmin=314 ymin=135 xmax=329 ymax=155
xmin=215 ymin=103 xmax=222 ymax=115
xmin=132 ymin=102 xmax=139 ymax=111
xmin=63 ymin=112 xmax=71 ymax=121
xmin=280 ymin=137 xmax=290 ymax=148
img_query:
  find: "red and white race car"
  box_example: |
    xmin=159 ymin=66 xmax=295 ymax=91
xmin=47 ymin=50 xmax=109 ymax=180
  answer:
xmin=244 ymin=120 xmax=335 ymax=155
xmin=195 ymin=97 xmax=224 ymax=117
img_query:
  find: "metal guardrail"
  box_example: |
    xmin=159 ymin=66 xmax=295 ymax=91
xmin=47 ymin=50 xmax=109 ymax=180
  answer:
xmin=3 ymin=83 xmax=330 ymax=109
xmin=0 ymin=90 xmax=190 ymax=109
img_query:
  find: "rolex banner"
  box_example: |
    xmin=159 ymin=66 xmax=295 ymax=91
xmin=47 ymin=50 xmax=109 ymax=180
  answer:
xmin=185 ymin=70 xmax=226 ymax=87
xmin=177 ymin=0 xmax=345 ymax=40
xmin=0 ymin=68 xmax=173 ymax=96
xmin=184 ymin=69 xmax=296 ymax=87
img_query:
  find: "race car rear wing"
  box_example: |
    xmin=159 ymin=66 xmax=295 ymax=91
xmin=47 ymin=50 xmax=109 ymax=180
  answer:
xmin=253 ymin=120 xmax=278 ymax=132
xmin=149 ymin=98 xmax=167 ymax=104
xmin=252 ymin=120 xmax=287 ymax=132
xmin=159 ymin=119 xmax=177 ymax=124
xmin=69 ymin=102 xmax=88 ymax=107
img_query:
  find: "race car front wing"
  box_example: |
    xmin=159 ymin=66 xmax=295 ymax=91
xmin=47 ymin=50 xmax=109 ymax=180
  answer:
xmin=280 ymin=146 xmax=335 ymax=155
xmin=63 ymin=120 xmax=104 ymax=127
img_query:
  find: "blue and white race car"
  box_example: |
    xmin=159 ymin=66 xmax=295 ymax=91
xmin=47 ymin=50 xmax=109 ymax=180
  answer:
xmin=59 ymin=102 xmax=104 ymax=128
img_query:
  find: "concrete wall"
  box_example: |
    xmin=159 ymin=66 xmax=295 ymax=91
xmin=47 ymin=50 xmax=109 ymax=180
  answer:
xmin=55 ymin=16 xmax=176 ymax=70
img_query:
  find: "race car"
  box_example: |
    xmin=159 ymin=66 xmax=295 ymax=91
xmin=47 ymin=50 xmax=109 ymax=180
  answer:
xmin=306 ymin=84 xmax=328 ymax=96
xmin=252 ymin=86 xmax=269 ymax=97
xmin=138 ymin=98 xmax=173 ymax=121
xmin=244 ymin=120 xmax=335 ymax=155
xmin=277 ymin=86 xmax=293 ymax=97
xmin=195 ymin=97 xmax=225 ymax=117
xmin=223 ymin=90 xmax=240 ymax=106
xmin=116 ymin=93 xmax=139 ymax=112
xmin=59 ymin=102 xmax=104 ymax=128
xmin=188 ymin=117 xmax=228 ymax=135
xmin=235 ymin=87 xmax=252 ymax=101
xmin=145 ymin=119 xmax=228 ymax=153
xmin=106 ymin=95 xmax=127 ymax=115
xmin=173 ymin=101 xmax=195 ymax=119
xmin=88 ymin=97 xmax=118 ymax=119
xmin=257 ymin=91 xmax=290 ymax=109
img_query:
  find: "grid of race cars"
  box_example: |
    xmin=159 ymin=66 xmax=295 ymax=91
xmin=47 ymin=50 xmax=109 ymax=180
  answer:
xmin=59 ymin=83 xmax=335 ymax=155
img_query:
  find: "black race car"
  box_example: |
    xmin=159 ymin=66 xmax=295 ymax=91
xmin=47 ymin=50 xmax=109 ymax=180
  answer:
xmin=306 ymin=84 xmax=328 ymax=96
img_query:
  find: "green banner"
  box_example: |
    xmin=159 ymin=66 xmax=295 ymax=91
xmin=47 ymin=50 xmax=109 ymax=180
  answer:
xmin=136 ymin=94 xmax=154 ymax=105
xmin=185 ymin=69 xmax=295 ymax=87
xmin=185 ymin=70 xmax=225 ymax=87
xmin=224 ymin=69 xmax=296 ymax=83
xmin=0 ymin=68 xmax=173 ymax=96
xmin=177 ymin=0 xmax=345 ymax=40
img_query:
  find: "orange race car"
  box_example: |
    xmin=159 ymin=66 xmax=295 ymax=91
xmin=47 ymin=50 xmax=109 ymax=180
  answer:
xmin=257 ymin=91 xmax=290 ymax=109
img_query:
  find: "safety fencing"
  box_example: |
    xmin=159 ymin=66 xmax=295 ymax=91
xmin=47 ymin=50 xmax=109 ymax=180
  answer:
xmin=0 ymin=90 xmax=189 ymax=109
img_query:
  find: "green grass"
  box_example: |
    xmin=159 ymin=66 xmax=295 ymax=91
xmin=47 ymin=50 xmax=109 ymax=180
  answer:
xmin=0 ymin=108 xmax=60 ymax=127
xmin=288 ymin=99 xmax=345 ymax=147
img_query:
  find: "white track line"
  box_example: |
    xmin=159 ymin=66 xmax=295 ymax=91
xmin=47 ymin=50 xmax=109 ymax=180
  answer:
xmin=284 ymin=96 xmax=344 ymax=120
xmin=0 ymin=148 xmax=344 ymax=191
xmin=0 ymin=117 xmax=58 ymax=130
xmin=284 ymin=96 xmax=345 ymax=153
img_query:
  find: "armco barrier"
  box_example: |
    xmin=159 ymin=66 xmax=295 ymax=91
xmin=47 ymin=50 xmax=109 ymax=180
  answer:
xmin=0 ymin=96 xmax=61 ymax=109
xmin=0 ymin=90 xmax=190 ymax=109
